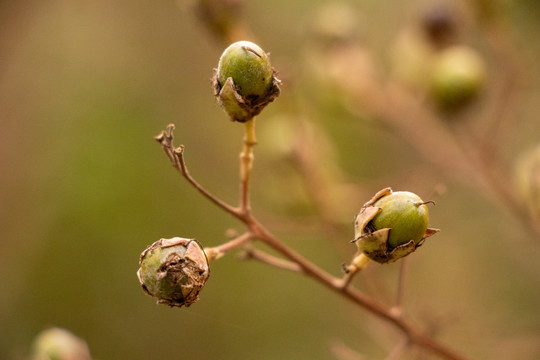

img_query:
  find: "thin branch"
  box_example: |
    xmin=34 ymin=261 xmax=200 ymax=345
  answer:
xmin=340 ymin=253 xmax=371 ymax=289
xmin=204 ymin=232 xmax=254 ymax=262
xmin=329 ymin=339 xmax=372 ymax=360
xmin=155 ymin=124 xmax=242 ymax=220
xmin=239 ymin=118 xmax=256 ymax=213
xmin=391 ymin=258 xmax=408 ymax=319
xmin=245 ymin=216 xmax=467 ymax=360
xmin=385 ymin=338 xmax=410 ymax=360
xmin=239 ymin=244 xmax=303 ymax=272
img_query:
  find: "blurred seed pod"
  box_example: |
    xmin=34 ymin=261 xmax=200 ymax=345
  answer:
xmin=429 ymin=45 xmax=486 ymax=110
xmin=32 ymin=327 xmax=92 ymax=360
xmin=308 ymin=2 xmax=362 ymax=47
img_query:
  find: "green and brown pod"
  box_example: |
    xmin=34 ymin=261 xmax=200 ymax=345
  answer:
xmin=137 ymin=237 xmax=210 ymax=307
xmin=213 ymin=40 xmax=281 ymax=122
xmin=353 ymin=188 xmax=439 ymax=263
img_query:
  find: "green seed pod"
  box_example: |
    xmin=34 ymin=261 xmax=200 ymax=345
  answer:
xmin=354 ymin=188 xmax=439 ymax=263
xmin=430 ymin=45 xmax=486 ymax=109
xmin=32 ymin=327 xmax=92 ymax=360
xmin=370 ymin=191 xmax=429 ymax=249
xmin=213 ymin=40 xmax=280 ymax=122
xmin=137 ymin=237 xmax=210 ymax=307
xmin=217 ymin=41 xmax=273 ymax=98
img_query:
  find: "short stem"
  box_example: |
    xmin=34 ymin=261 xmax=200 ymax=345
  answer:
xmin=239 ymin=118 xmax=256 ymax=213
xmin=341 ymin=253 xmax=371 ymax=288
xmin=204 ymin=232 xmax=254 ymax=263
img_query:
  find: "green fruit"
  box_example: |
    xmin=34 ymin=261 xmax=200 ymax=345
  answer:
xmin=369 ymin=191 xmax=429 ymax=249
xmin=217 ymin=40 xmax=273 ymax=98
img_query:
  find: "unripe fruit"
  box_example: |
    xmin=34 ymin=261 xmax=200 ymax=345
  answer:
xmin=369 ymin=191 xmax=429 ymax=249
xmin=354 ymin=188 xmax=439 ymax=263
xmin=137 ymin=237 xmax=210 ymax=307
xmin=217 ymin=41 xmax=273 ymax=98
xmin=430 ymin=46 xmax=486 ymax=108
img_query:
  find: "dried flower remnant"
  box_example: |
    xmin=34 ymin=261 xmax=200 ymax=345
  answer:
xmin=137 ymin=237 xmax=210 ymax=307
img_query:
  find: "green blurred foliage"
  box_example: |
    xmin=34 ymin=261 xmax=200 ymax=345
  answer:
xmin=1 ymin=0 xmax=539 ymax=359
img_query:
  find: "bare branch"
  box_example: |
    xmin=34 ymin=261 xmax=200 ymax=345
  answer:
xmin=155 ymin=125 xmax=241 ymax=220
xmin=238 ymin=244 xmax=303 ymax=272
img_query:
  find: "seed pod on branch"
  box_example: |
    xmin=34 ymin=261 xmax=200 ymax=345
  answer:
xmin=353 ymin=188 xmax=439 ymax=263
xmin=137 ymin=237 xmax=210 ymax=307
xmin=213 ymin=40 xmax=281 ymax=122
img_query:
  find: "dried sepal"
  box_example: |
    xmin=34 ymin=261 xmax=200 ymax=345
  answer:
xmin=137 ymin=237 xmax=210 ymax=307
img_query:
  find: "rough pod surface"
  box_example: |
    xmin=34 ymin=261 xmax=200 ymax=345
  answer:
xmin=137 ymin=237 xmax=210 ymax=307
xmin=354 ymin=188 xmax=439 ymax=263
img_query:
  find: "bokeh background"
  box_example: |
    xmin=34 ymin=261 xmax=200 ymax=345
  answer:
xmin=1 ymin=0 xmax=540 ymax=359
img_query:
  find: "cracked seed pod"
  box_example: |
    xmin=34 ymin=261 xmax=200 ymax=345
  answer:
xmin=213 ymin=40 xmax=281 ymax=122
xmin=137 ymin=237 xmax=210 ymax=307
xmin=353 ymin=188 xmax=439 ymax=264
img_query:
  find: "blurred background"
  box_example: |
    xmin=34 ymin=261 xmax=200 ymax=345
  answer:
xmin=1 ymin=0 xmax=539 ymax=359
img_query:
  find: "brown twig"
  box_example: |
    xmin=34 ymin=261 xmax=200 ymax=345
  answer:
xmin=239 ymin=118 xmax=256 ymax=213
xmin=155 ymin=124 xmax=242 ymax=220
xmin=239 ymin=244 xmax=302 ymax=272
xmin=204 ymin=232 xmax=254 ymax=262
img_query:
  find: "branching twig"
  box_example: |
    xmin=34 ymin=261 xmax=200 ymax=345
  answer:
xmin=204 ymin=232 xmax=254 ymax=262
xmin=239 ymin=244 xmax=302 ymax=272
xmin=155 ymin=124 xmax=242 ymax=220
xmin=156 ymin=124 xmax=469 ymax=360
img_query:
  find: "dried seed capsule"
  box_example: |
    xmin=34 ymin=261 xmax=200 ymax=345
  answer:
xmin=137 ymin=237 xmax=210 ymax=307
xmin=354 ymin=188 xmax=439 ymax=263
